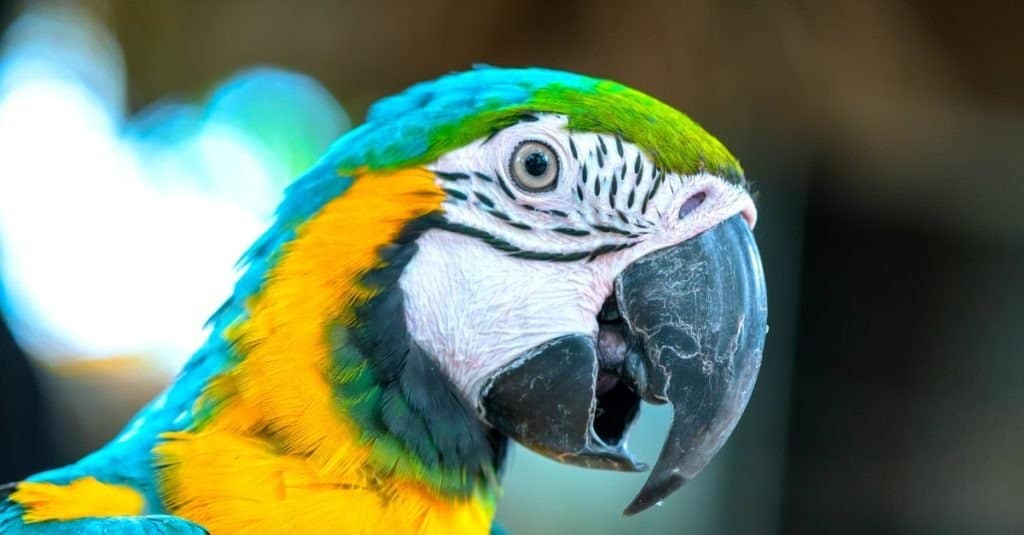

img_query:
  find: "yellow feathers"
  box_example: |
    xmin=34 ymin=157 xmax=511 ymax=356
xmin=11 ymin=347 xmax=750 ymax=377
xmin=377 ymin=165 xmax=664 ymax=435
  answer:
xmin=223 ymin=167 xmax=444 ymax=456
xmin=155 ymin=169 xmax=493 ymax=533
xmin=155 ymin=429 xmax=492 ymax=533
xmin=11 ymin=477 xmax=144 ymax=523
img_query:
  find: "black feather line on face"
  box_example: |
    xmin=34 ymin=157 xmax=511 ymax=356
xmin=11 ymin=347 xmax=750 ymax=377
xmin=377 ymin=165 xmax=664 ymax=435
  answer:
xmin=642 ymin=168 xmax=664 ymax=215
xmin=642 ymin=192 xmax=653 ymax=215
xmin=510 ymin=249 xmax=590 ymax=262
xmin=436 ymin=219 xmax=631 ymax=262
xmin=341 ymin=213 xmax=508 ymax=497
xmin=482 ymin=113 xmax=538 ymax=145
xmin=483 ymin=128 xmax=502 ymax=144
xmin=553 ymin=227 xmax=590 ymax=237
xmin=487 ymin=209 xmax=512 ymax=222
xmin=474 ymin=191 xmax=495 ymax=208
xmin=649 ymin=170 xmax=664 ymax=197
xmin=442 ymin=188 xmax=469 ymax=201
xmin=587 ymin=242 xmax=620 ymax=261
xmin=496 ymin=170 xmax=517 ymax=201
xmin=588 ymin=241 xmax=638 ymax=261
xmin=591 ymin=223 xmax=633 ymax=236
xmin=436 ymin=171 xmax=470 ymax=181
xmin=435 ymin=221 xmax=521 ymax=254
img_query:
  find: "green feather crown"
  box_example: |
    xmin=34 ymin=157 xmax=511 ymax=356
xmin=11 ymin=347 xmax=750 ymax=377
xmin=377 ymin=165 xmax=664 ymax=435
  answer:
xmin=323 ymin=66 xmax=744 ymax=183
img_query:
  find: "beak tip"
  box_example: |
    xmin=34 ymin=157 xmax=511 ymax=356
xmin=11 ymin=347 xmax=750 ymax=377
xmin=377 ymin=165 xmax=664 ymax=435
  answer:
xmin=615 ymin=214 xmax=767 ymax=516
xmin=622 ymin=472 xmax=687 ymax=516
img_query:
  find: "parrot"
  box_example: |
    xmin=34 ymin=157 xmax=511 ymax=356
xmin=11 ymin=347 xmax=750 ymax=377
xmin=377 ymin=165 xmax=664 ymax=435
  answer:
xmin=0 ymin=66 xmax=768 ymax=534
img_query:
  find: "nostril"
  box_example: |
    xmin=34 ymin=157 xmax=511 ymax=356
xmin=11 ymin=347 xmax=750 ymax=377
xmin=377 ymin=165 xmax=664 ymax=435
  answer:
xmin=678 ymin=191 xmax=707 ymax=219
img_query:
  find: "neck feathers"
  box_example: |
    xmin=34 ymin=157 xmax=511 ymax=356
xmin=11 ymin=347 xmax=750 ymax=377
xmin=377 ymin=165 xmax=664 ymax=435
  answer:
xmin=162 ymin=167 xmax=504 ymax=520
xmin=336 ymin=216 xmax=507 ymax=497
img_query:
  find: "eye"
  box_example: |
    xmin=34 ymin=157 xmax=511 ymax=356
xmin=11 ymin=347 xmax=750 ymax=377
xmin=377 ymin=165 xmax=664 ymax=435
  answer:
xmin=509 ymin=140 xmax=559 ymax=192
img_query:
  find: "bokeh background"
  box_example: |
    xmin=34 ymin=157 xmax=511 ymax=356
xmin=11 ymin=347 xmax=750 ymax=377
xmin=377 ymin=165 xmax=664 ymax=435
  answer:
xmin=0 ymin=1 xmax=1021 ymax=534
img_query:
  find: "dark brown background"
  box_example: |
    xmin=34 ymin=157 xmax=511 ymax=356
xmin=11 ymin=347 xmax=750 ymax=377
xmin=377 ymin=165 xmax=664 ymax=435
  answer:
xmin=1 ymin=1 xmax=1022 ymax=534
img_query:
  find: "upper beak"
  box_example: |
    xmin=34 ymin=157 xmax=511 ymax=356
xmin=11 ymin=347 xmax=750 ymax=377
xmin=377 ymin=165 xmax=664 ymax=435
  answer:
xmin=480 ymin=214 xmax=768 ymax=515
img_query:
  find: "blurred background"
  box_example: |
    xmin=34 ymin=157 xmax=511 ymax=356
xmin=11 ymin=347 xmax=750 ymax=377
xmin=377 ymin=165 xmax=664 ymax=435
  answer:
xmin=0 ymin=1 xmax=1021 ymax=534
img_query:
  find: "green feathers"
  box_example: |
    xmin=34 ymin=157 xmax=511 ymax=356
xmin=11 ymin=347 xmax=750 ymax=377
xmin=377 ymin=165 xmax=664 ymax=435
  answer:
xmin=330 ymin=230 xmax=504 ymax=500
xmin=326 ymin=67 xmax=743 ymax=182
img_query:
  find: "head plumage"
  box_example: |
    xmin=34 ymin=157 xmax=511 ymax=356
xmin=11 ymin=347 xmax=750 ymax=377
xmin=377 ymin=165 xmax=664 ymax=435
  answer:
xmin=321 ymin=66 xmax=743 ymax=182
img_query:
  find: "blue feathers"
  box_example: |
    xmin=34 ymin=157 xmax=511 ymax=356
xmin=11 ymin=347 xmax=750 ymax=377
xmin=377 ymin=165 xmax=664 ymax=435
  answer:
xmin=325 ymin=66 xmax=598 ymax=172
xmin=363 ymin=66 xmax=582 ymax=124
xmin=0 ymin=510 xmax=207 ymax=535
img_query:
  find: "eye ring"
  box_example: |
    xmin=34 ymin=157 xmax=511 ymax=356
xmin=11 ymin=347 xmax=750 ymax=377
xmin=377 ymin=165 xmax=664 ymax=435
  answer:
xmin=509 ymin=140 xmax=560 ymax=193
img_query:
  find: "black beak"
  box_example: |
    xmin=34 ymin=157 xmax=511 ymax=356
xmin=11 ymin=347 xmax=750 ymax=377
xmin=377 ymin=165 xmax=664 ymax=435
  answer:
xmin=615 ymin=214 xmax=768 ymax=514
xmin=479 ymin=334 xmax=646 ymax=471
xmin=480 ymin=214 xmax=768 ymax=514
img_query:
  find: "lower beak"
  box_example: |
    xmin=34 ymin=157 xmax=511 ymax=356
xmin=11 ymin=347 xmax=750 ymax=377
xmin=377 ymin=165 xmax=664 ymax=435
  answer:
xmin=480 ymin=214 xmax=768 ymax=514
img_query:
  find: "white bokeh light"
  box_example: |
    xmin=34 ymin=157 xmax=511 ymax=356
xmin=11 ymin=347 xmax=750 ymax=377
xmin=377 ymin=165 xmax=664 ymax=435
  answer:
xmin=0 ymin=4 xmax=347 ymax=370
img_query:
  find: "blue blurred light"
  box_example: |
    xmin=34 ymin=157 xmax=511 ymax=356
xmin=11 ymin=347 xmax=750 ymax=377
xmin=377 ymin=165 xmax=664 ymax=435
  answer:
xmin=0 ymin=4 xmax=349 ymax=370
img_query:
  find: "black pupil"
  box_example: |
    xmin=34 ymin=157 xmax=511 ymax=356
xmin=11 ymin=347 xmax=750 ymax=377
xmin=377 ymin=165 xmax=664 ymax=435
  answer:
xmin=523 ymin=150 xmax=549 ymax=177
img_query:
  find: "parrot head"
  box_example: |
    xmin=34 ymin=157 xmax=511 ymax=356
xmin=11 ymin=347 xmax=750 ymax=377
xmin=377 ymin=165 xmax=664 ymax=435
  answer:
xmin=248 ymin=67 xmax=767 ymax=516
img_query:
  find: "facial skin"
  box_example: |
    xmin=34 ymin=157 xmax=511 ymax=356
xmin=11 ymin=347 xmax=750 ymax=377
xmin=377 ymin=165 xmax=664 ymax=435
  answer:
xmin=400 ymin=113 xmax=756 ymax=403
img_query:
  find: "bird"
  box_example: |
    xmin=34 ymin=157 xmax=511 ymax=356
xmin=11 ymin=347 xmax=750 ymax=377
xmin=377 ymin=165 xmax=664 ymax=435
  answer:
xmin=0 ymin=66 xmax=768 ymax=534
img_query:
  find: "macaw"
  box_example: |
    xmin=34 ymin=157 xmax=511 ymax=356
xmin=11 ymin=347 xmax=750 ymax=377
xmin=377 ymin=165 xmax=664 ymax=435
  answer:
xmin=0 ymin=67 xmax=768 ymax=534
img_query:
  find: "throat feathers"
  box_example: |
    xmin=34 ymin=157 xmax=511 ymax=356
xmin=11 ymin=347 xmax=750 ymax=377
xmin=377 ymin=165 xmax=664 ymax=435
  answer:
xmin=155 ymin=168 xmax=504 ymax=533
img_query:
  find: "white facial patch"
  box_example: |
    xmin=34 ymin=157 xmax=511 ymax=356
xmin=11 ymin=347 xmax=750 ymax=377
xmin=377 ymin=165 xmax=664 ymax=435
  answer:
xmin=399 ymin=230 xmax=606 ymax=402
xmin=400 ymin=113 xmax=756 ymax=403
